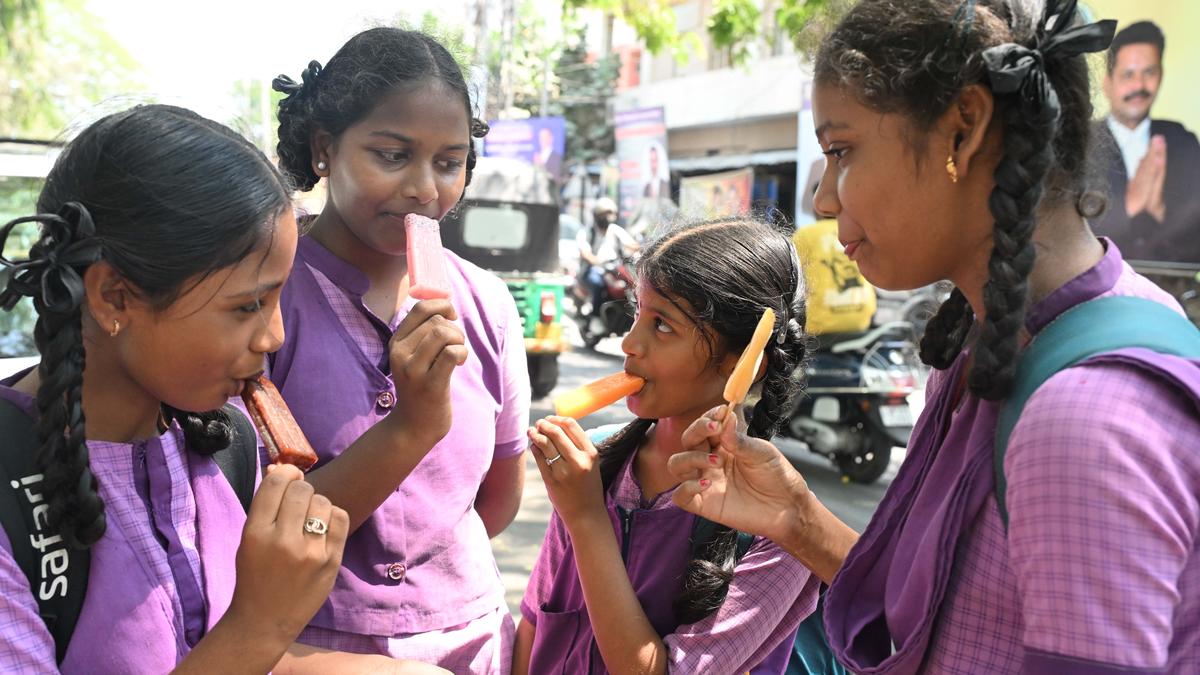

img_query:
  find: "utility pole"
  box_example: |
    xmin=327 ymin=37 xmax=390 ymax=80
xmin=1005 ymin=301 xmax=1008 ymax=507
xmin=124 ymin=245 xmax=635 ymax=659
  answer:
xmin=499 ymin=0 xmax=515 ymax=118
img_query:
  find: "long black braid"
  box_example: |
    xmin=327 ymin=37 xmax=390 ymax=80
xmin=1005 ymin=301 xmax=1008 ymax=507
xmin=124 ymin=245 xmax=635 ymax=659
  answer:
xmin=273 ymin=27 xmax=489 ymax=195
xmin=0 ymin=104 xmax=290 ymax=548
xmin=597 ymin=218 xmax=809 ymax=624
xmin=817 ymin=0 xmax=1113 ymax=399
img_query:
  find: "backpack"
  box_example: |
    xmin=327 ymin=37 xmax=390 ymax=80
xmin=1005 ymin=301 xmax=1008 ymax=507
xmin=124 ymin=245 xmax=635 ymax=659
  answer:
xmin=0 ymin=400 xmax=257 ymax=664
xmin=994 ymin=295 xmax=1200 ymax=527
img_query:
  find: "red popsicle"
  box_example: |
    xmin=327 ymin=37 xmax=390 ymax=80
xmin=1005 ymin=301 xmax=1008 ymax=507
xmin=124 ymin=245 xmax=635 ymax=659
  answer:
xmin=405 ymin=214 xmax=452 ymax=300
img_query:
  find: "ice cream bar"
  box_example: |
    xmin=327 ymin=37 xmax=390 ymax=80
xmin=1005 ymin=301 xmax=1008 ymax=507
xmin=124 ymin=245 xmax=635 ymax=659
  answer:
xmin=723 ymin=308 xmax=776 ymax=407
xmin=241 ymin=375 xmax=320 ymax=471
xmin=405 ymin=214 xmax=452 ymax=300
xmin=553 ymin=372 xmax=646 ymax=420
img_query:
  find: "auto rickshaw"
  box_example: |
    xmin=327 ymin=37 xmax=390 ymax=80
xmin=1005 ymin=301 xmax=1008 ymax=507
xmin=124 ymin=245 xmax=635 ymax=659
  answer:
xmin=441 ymin=157 xmax=569 ymax=398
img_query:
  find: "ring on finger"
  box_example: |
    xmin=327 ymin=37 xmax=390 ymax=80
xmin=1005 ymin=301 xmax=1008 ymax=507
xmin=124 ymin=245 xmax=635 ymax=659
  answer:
xmin=545 ymin=453 xmax=563 ymax=466
xmin=303 ymin=516 xmax=329 ymax=536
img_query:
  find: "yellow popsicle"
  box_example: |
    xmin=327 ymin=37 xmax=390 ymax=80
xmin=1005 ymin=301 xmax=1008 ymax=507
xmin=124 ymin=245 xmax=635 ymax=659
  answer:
xmin=554 ymin=371 xmax=646 ymax=420
xmin=723 ymin=308 xmax=776 ymax=406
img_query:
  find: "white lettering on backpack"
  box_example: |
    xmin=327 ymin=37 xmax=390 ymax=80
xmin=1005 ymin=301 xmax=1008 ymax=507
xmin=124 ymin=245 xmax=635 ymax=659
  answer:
xmin=9 ymin=474 xmax=70 ymax=600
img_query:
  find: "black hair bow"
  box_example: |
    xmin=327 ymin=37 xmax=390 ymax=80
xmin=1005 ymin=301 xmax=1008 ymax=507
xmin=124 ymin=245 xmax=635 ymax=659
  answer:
xmin=0 ymin=202 xmax=103 ymax=317
xmin=272 ymin=60 xmax=323 ymax=102
xmin=981 ymin=0 xmax=1116 ymax=121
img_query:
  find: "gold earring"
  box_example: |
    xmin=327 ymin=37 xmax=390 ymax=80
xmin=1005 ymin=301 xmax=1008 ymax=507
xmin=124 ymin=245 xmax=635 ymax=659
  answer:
xmin=109 ymin=319 xmax=120 ymax=337
xmin=946 ymin=155 xmax=959 ymax=184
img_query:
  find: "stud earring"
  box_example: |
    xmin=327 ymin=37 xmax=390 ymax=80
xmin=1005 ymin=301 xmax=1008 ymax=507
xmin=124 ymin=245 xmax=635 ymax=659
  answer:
xmin=946 ymin=156 xmax=959 ymax=184
xmin=316 ymin=160 xmax=328 ymax=172
xmin=109 ymin=319 xmax=120 ymax=337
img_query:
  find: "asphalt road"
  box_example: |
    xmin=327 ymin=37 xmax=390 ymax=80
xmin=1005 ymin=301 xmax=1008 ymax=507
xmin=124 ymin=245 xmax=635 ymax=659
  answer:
xmin=489 ymin=333 xmax=907 ymax=616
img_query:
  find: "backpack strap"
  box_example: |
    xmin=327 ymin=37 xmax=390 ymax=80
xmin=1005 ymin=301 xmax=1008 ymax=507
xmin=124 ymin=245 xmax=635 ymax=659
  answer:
xmin=211 ymin=404 xmax=257 ymax=513
xmin=0 ymin=398 xmax=90 ymax=664
xmin=994 ymin=296 xmax=1200 ymax=527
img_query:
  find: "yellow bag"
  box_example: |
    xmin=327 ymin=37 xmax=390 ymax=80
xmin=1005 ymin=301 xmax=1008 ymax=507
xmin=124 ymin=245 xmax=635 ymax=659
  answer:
xmin=793 ymin=220 xmax=876 ymax=335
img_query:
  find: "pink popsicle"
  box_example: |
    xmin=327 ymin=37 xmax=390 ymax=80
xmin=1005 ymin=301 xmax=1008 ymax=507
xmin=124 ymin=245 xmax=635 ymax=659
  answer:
xmin=404 ymin=214 xmax=452 ymax=300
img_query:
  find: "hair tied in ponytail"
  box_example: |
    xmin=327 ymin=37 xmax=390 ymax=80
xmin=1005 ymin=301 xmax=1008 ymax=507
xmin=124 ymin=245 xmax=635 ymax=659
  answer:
xmin=981 ymin=1 xmax=1115 ymax=123
xmin=0 ymin=202 xmax=102 ymax=316
xmin=272 ymin=60 xmax=324 ymax=107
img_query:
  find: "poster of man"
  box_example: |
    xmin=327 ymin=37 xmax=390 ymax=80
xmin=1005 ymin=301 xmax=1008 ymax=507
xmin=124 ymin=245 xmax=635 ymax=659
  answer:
xmin=482 ymin=116 xmax=567 ymax=186
xmin=1090 ymin=19 xmax=1200 ymax=268
xmin=679 ymin=168 xmax=752 ymax=219
xmin=615 ymin=107 xmax=677 ymax=238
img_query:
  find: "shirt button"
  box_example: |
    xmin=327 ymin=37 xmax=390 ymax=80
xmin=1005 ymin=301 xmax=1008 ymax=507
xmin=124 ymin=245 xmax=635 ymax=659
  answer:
xmin=386 ymin=562 xmax=407 ymax=581
xmin=376 ymin=391 xmax=396 ymax=409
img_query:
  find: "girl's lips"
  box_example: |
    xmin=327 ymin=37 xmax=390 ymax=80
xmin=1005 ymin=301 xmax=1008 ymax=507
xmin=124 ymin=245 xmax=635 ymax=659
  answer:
xmin=843 ymin=240 xmax=862 ymax=259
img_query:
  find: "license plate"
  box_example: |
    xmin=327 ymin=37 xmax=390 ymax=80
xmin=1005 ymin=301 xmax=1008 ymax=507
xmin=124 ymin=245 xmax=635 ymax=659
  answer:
xmin=879 ymin=404 xmax=913 ymax=427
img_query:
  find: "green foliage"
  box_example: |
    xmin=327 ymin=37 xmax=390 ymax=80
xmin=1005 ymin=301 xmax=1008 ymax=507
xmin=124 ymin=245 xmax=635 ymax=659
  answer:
xmin=0 ymin=0 xmax=143 ymax=138
xmin=0 ymin=176 xmax=43 ymax=356
xmin=545 ymin=26 xmax=620 ymax=165
xmin=0 ymin=0 xmax=42 ymax=58
xmin=708 ymin=0 xmax=761 ymax=64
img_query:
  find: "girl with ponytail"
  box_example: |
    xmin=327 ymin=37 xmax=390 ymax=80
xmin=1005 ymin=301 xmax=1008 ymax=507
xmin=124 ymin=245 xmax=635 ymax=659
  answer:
xmin=515 ymin=218 xmax=821 ymax=674
xmin=267 ymin=27 xmax=528 ymax=672
xmin=0 ymin=105 xmax=443 ymax=674
xmin=669 ymin=1 xmax=1200 ymax=673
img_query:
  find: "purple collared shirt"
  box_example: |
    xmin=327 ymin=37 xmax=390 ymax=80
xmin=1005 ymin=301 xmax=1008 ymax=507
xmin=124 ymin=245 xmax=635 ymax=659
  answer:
xmin=826 ymin=240 xmax=1200 ymax=674
xmin=0 ymin=379 xmax=251 ymax=673
xmin=270 ymin=237 xmax=529 ymax=649
xmin=522 ymin=446 xmax=818 ymax=673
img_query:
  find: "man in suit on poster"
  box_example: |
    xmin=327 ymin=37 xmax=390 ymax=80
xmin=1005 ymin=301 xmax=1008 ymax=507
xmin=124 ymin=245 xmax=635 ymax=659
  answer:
xmin=1091 ymin=20 xmax=1200 ymax=265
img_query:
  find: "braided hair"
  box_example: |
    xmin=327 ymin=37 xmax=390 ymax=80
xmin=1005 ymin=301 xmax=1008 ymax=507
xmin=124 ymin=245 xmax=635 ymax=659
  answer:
xmin=0 ymin=105 xmax=290 ymax=548
xmin=815 ymin=0 xmax=1111 ymax=399
xmin=273 ymin=27 xmax=489 ymax=195
xmin=596 ymin=218 xmax=809 ymax=624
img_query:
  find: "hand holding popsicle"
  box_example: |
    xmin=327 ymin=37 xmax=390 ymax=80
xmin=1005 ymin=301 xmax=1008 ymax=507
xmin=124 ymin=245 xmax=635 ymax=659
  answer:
xmin=722 ymin=308 xmax=776 ymax=417
xmin=405 ymin=214 xmax=453 ymax=300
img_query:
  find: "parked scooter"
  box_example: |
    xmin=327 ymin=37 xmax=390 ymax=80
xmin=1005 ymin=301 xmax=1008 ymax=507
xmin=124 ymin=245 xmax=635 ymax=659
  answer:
xmin=572 ymin=254 xmax=637 ymax=349
xmin=782 ymin=321 xmax=924 ymax=484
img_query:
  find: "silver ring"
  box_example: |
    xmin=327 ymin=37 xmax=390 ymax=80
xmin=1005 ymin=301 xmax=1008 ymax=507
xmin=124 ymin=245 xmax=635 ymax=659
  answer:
xmin=303 ymin=517 xmax=329 ymax=535
xmin=545 ymin=454 xmax=562 ymax=466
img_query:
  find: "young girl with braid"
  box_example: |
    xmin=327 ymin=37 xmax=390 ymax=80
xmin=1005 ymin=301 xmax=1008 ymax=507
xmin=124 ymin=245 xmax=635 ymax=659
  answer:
xmin=669 ymin=1 xmax=1200 ymax=673
xmin=516 ymin=219 xmax=821 ymax=674
xmin=269 ymin=28 xmax=530 ymax=671
xmin=0 ymin=105 xmax=445 ymax=673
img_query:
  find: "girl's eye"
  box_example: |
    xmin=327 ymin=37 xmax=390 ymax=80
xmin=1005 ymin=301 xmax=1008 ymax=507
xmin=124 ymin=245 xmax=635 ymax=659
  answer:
xmin=236 ymin=300 xmax=262 ymax=315
xmin=822 ymin=146 xmax=848 ymax=161
xmin=376 ymin=150 xmax=409 ymax=163
xmin=653 ymin=317 xmax=674 ymax=334
xmin=437 ymin=158 xmax=465 ymax=172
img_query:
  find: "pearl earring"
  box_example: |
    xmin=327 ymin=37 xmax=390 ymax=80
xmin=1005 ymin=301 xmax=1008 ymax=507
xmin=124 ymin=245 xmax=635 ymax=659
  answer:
xmin=317 ymin=161 xmax=328 ymax=172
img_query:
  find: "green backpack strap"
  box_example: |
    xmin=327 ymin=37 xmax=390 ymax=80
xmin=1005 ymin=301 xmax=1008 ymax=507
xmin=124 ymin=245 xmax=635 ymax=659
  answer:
xmin=994 ymin=296 xmax=1200 ymax=527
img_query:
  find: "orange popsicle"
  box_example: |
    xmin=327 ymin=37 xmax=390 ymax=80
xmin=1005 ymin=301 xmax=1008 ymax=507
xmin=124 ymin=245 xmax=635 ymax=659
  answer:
xmin=723 ymin=308 xmax=776 ymax=407
xmin=553 ymin=372 xmax=646 ymax=419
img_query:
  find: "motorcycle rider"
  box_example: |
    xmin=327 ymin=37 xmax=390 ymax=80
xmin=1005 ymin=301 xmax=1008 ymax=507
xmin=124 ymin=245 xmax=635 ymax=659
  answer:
xmin=577 ymin=197 xmax=640 ymax=318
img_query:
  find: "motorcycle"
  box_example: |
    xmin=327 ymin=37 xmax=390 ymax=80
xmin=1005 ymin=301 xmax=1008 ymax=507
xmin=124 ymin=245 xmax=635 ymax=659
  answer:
xmin=782 ymin=321 xmax=924 ymax=484
xmin=572 ymin=254 xmax=637 ymax=349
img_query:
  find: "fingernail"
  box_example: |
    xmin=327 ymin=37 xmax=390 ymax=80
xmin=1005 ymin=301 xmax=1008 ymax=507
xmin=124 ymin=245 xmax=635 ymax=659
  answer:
xmin=708 ymin=454 xmax=719 ymax=466
xmin=707 ymin=420 xmax=719 ymax=432
xmin=699 ymin=479 xmax=711 ymax=489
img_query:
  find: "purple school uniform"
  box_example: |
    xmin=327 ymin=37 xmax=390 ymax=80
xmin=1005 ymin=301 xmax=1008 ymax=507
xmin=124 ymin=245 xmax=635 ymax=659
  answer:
xmin=270 ymin=237 xmax=528 ymax=647
xmin=0 ymin=379 xmax=251 ymax=673
xmin=522 ymin=450 xmax=818 ymax=674
xmin=825 ymin=240 xmax=1200 ymax=674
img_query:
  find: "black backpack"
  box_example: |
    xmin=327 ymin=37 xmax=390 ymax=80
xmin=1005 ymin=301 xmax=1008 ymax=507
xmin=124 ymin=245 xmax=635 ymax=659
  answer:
xmin=0 ymin=400 xmax=257 ymax=664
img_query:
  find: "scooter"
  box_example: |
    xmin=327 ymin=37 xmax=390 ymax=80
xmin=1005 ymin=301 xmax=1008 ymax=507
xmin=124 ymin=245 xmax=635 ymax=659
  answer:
xmin=782 ymin=322 xmax=924 ymax=484
xmin=572 ymin=255 xmax=637 ymax=349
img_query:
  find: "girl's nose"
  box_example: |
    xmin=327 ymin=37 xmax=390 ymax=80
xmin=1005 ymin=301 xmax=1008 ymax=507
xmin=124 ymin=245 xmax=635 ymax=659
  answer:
xmin=813 ymin=171 xmax=841 ymax=220
xmin=405 ymin=164 xmax=439 ymax=205
xmin=254 ymin=304 xmax=286 ymax=354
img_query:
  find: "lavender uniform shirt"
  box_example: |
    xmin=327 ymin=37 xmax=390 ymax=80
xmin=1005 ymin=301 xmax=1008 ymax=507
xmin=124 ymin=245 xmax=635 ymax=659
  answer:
xmin=825 ymin=240 xmax=1200 ymax=674
xmin=0 ymin=377 xmax=254 ymax=674
xmin=269 ymin=237 xmax=530 ymax=653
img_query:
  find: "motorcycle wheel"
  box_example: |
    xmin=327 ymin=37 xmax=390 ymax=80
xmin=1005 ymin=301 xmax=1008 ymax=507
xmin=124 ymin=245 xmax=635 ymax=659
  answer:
xmin=836 ymin=429 xmax=892 ymax=484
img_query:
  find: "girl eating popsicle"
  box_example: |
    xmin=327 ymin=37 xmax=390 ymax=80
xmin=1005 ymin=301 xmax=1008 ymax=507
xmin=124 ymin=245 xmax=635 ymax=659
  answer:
xmin=514 ymin=218 xmax=822 ymax=674
xmin=269 ymin=27 xmax=530 ymax=671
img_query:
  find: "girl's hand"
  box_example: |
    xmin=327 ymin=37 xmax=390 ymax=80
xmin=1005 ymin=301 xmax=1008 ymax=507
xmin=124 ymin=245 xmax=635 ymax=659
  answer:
xmin=668 ymin=405 xmax=811 ymax=544
xmin=387 ymin=299 xmax=469 ymax=446
xmin=227 ymin=464 xmax=349 ymax=647
xmin=528 ymin=416 xmax=607 ymax=528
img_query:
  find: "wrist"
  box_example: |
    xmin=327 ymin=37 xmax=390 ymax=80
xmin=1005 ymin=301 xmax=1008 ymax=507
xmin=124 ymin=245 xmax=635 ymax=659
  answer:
xmin=208 ymin=605 xmax=293 ymax=666
xmin=561 ymin=507 xmax=611 ymax=540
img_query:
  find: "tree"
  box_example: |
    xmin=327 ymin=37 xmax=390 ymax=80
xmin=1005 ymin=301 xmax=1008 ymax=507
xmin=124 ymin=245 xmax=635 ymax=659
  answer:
xmin=0 ymin=0 xmax=143 ymax=139
xmin=540 ymin=26 xmax=620 ymax=167
xmin=0 ymin=0 xmax=41 ymax=57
